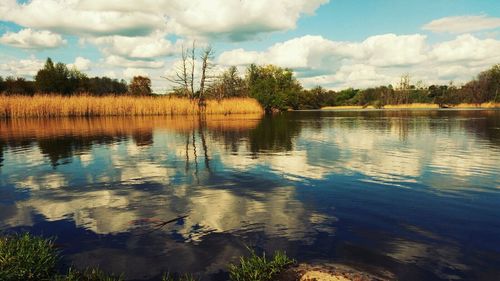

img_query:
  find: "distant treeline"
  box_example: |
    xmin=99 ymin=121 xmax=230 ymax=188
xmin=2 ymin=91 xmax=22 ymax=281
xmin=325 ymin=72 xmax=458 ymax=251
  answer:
xmin=0 ymin=58 xmax=130 ymax=96
xmin=1 ymin=56 xmax=499 ymax=112
xmin=170 ymin=62 xmax=499 ymax=112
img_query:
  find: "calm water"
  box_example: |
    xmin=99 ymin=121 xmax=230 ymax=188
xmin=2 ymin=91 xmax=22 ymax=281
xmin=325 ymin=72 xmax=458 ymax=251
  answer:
xmin=1 ymin=110 xmax=500 ymax=280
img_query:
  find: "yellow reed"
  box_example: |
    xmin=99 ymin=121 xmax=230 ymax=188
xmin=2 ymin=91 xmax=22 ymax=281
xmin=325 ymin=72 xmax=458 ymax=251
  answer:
xmin=0 ymin=95 xmax=263 ymax=118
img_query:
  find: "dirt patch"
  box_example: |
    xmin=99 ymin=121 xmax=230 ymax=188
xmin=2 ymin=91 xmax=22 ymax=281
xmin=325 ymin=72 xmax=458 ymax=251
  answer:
xmin=277 ymin=263 xmax=392 ymax=281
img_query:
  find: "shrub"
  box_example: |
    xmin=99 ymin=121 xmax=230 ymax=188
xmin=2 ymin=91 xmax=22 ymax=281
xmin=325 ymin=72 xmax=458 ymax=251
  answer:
xmin=228 ymin=249 xmax=295 ymax=281
xmin=0 ymin=233 xmax=59 ymax=281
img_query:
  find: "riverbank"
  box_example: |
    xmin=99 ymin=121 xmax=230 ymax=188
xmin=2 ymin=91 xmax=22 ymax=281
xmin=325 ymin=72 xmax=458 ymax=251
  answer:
xmin=0 ymin=233 xmax=377 ymax=281
xmin=321 ymin=102 xmax=500 ymax=110
xmin=0 ymin=95 xmax=263 ymax=118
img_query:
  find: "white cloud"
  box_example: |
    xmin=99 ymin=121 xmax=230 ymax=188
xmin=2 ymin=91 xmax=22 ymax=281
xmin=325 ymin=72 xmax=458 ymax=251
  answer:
xmin=358 ymin=34 xmax=428 ymax=66
xmin=423 ymin=15 xmax=500 ymax=34
xmin=69 ymin=57 xmax=92 ymax=71
xmin=88 ymin=32 xmax=178 ymax=59
xmin=430 ymin=34 xmax=500 ymax=64
xmin=164 ymin=0 xmax=328 ymax=40
xmin=123 ymin=68 xmax=149 ymax=79
xmin=0 ymin=0 xmax=327 ymax=40
xmin=0 ymin=28 xmax=66 ymax=49
xmin=0 ymin=56 xmax=44 ymax=78
xmin=105 ymin=56 xmax=165 ymax=69
xmin=0 ymin=0 xmax=162 ymax=36
xmin=218 ymin=34 xmax=427 ymax=70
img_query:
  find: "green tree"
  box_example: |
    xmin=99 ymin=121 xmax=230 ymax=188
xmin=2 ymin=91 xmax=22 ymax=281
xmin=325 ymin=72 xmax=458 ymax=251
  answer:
xmin=246 ymin=64 xmax=301 ymax=113
xmin=129 ymin=76 xmax=152 ymax=96
xmin=35 ymin=58 xmax=73 ymax=94
xmin=208 ymin=66 xmax=247 ymax=100
xmin=0 ymin=76 xmax=4 ymax=93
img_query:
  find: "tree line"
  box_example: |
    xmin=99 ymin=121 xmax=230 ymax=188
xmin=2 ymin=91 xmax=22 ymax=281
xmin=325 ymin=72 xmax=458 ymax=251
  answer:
xmin=1 ymin=53 xmax=499 ymax=112
xmin=0 ymin=58 xmax=151 ymax=96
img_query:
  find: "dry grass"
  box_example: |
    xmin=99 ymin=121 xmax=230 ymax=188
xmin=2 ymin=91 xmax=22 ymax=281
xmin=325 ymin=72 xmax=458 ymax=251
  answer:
xmin=321 ymin=105 xmax=375 ymax=110
xmin=322 ymin=103 xmax=500 ymax=110
xmin=383 ymin=103 xmax=439 ymax=109
xmin=453 ymin=102 xmax=500 ymax=108
xmin=0 ymin=95 xmax=263 ymax=118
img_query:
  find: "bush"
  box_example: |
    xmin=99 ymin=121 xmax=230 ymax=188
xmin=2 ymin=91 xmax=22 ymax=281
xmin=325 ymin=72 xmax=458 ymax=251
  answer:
xmin=228 ymin=249 xmax=295 ymax=281
xmin=0 ymin=233 xmax=59 ymax=281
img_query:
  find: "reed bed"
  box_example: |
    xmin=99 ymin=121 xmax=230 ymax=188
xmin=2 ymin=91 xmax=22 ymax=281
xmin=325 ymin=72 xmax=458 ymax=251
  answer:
xmin=0 ymin=95 xmax=263 ymax=118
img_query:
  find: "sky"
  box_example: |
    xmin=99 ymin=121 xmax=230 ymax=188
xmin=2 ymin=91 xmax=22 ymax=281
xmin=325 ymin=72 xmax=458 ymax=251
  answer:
xmin=0 ymin=0 xmax=499 ymax=92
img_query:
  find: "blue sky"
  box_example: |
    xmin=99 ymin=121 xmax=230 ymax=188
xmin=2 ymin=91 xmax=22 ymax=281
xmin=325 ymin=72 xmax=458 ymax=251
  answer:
xmin=1 ymin=0 xmax=499 ymax=91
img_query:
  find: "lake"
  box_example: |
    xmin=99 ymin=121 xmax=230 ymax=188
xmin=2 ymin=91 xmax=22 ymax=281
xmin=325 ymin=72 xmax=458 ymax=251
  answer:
xmin=1 ymin=110 xmax=499 ymax=280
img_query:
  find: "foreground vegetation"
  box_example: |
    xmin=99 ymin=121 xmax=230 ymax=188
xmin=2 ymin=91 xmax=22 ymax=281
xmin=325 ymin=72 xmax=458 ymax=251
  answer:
xmin=0 ymin=96 xmax=263 ymax=118
xmin=228 ymin=249 xmax=295 ymax=281
xmin=0 ymin=233 xmax=295 ymax=281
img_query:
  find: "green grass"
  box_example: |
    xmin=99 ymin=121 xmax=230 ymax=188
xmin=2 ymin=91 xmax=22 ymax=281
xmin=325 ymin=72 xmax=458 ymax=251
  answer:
xmin=53 ymin=267 xmax=123 ymax=281
xmin=162 ymin=272 xmax=198 ymax=281
xmin=228 ymin=248 xmax=295 ymax=281
xmin=0 ymin=233 xmax=59 ymax=281
xmin=1 ymin=233 xmax=294 ymax=281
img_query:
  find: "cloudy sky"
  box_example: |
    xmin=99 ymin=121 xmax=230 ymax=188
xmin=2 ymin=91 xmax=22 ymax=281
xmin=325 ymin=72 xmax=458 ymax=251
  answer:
xmin=0 ymin=0 xmax=499 ymax=91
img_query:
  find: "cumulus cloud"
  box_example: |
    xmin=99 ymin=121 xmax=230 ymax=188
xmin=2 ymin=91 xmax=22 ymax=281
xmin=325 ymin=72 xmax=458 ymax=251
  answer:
xmin=218 ymin=34 xmax=428 ymax=70
xmin=123 ymin=68 xmax=149 ymax=79
xmin=164 ymin=0 xmax=328 ymax=40
xmin=0 ymin=0 xmax=162 ymax=36
xmin=0 ymin=56 xmax=44 ymax=78
xmin=0 ymin=28 xmax=66 ymax=49
xmin=423 ymin=15 xmax=500 ymax=34
xmin=69 ymin=57 xmax=92 ymax=71
xmin=87 ymin=32 xmax=178 ymax=59
xmin=0 ymin=0 xmax=327 ymax=40
xmin=105 ymin=56 xmax=165 ymax=69
xmin=429 ymin=34 xmax=500 ymax=63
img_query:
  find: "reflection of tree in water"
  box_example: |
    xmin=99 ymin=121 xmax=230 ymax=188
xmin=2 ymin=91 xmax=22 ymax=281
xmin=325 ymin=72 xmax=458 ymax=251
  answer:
xmin=38 ymin=135 xmax=126 ymax=167
xmin=182 ymin=116 xmax=213 ymax=183
xmin=132 ymin=130 xmax=154 ymax=146
xmin=0 ymin=141 xmax=4 ymax=167
xmin=461 ymin=110 xmax=500 ymax=147
xmin=248 ymin=114 xmax=302 ymax=153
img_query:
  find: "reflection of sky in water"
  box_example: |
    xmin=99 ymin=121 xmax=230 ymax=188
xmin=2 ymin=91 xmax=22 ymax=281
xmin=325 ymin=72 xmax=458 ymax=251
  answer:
xmin=0 ymin=111 xmax=500 ymax=280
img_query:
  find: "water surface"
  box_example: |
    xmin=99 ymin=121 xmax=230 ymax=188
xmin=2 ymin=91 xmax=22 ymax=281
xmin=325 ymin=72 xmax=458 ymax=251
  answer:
xmin=1 ymin=110 xmax=499 ymax=280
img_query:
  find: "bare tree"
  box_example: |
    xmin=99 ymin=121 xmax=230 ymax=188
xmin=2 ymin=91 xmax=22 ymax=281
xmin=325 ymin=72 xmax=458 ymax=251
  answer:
xmin=162 ymin=46 xmax=190 ymax=98
xmin=190 ymin=41 xmax=196 ymax=98
xmin=398 ymin=73 xmax=411 ymax=104
xmin=199 ymin=45 xmax=215 ymax=106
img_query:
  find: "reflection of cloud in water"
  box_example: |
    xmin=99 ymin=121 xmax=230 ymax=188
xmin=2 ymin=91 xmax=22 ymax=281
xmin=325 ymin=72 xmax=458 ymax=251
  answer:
xmin=13 ymin=190 xmax=137 ymax=234
xmin=179 ymin=187 xmax=333 ymax=242
xmin=79 ymin=153 xmax=93 ymax=167
xmin=3 ymin=134 xmax=334 ymax=238
xmin=220 ymin=144 xmax=329 ymax=181
xmin=120 ymin=162 xmax=170 ymax=184
xmin=430 ymin=139 xmax=500 ymax=178
xmin=322 ymin=118 xmax=500 ymax=189
xmin=5 ymin=184 xmax=334 ymax=240
xmin=16 ymin=173 xmax=68 ymax=190
xmin=386 ymin=238 xmax=468 ymax=280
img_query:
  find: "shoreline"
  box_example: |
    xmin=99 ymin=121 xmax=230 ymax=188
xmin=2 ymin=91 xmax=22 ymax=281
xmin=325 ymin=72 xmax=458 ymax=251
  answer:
xmin=321 ymin=102 xmax=500 ymax=111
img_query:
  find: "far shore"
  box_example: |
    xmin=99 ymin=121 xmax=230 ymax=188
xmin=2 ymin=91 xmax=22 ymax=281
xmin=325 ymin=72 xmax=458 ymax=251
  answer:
xmin=321 ymin=102 xmax=500 ymax=110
